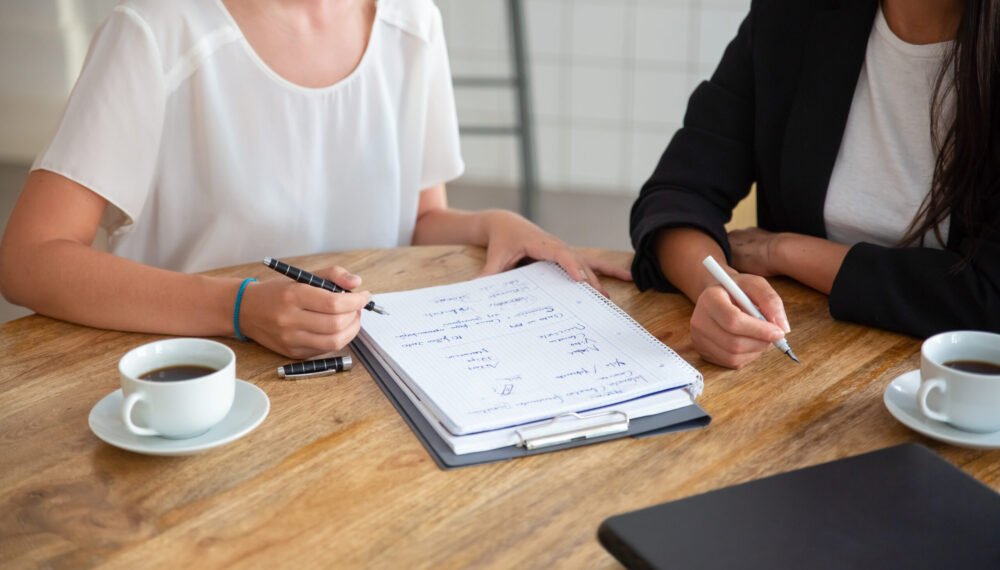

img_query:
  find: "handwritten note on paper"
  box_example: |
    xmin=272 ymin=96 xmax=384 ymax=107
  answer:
xmin=359 ymin=262 xmax=702 ymax=435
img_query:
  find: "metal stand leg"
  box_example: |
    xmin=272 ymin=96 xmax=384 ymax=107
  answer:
xmin=453 ymin=0 xmax=538 ymax=220
xmin=508 ymin=0 xmax=537 ymax=220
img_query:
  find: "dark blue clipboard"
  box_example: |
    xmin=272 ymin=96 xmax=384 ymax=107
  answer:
xmin=351 ymin=340 xmax=711 ymax=470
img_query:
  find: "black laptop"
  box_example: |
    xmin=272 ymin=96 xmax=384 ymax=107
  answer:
xmin=598 ymin=444 xmax=1000 ymax=569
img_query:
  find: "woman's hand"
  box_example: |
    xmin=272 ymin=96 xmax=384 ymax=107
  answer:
xmin=479 ymin=210 xmax=632 ymax=295
xmin=238 ymin=266 xmax=370 ymax=359
xmin=731 ymin=229 xmax=850 ymax=295
xmin=410 ymin=188 xmax=630 ymax=293
xmin=655 ymin=226 xmax=793 ymax=368
xmin=690 ymin=272 xmax=789 ymax=369
xmin=728 ymin=228 xmax=785 ymax=277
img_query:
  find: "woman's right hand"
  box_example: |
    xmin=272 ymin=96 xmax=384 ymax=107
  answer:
xmin=690 ymin=273 xmax=789 ymax=369
xmin=238 ymin=266 xmax=371 ymax=359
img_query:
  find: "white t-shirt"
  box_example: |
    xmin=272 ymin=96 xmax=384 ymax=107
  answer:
xmin=824 ymin=6 xmax=952 ymax=249
xmin=33 ymin=0 xmax=464 ymax=273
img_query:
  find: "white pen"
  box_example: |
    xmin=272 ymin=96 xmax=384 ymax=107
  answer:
xmin=702 ymin=255 xmax=799 ymax=363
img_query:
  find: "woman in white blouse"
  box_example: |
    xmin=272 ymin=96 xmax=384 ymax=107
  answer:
xmin=0 ymin=0 xmax=629 ymax=358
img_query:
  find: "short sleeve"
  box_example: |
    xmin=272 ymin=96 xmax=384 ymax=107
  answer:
xmin=418 ymin=6 xmax=464 ymax=190
xmin=32 ymin=5 xmax=166 ymax=235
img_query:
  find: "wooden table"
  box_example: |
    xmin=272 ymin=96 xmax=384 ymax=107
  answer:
xmin=2 ymin=246 xmax=998 ymax=568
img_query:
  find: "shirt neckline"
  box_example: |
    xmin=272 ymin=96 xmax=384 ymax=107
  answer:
xmin=212 ymin=0 xmax=381 ymax=94
xmin=874 ymin=5 xmax=953 ymax=60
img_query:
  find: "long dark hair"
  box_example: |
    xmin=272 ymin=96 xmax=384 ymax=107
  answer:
xmin=900 ymin=0 xmax=1000 ymax=256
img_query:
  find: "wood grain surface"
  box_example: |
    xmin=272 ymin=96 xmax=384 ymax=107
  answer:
xmin=1 ymin=245 xmax=997 ymax=569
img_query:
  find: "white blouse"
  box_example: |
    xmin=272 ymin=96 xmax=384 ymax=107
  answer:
xmin=33 ymin=0 xmax=464 ymax=273
xmin=824 ymin=6 xmax=951 ymax=249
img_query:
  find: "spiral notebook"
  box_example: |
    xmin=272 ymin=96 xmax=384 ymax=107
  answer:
xmin=357 ymin=262 xmax=705 ymax=459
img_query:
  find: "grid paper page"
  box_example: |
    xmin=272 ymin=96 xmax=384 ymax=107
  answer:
xmin=360 ymin=262 xmax=702 ymax=435
xmin=359 ymin=333 xmax=696 ymax=454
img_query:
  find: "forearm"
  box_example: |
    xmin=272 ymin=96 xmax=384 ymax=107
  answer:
xmin=655 ymin=227 xmax=731 ymax=302
xmin=411 ymin=208 xmax=506 ymax=247
xmin=772 ymin=233 xmax=849 ymax=294
xmin=2 ymin=240 xmax=240 ymax=336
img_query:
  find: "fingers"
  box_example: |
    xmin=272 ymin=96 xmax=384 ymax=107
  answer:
xmin=692 ymin=330 xmax=764 ymax=369
xmin=311 ymin=265 xmax=363 ymax=290
xmin=695 ymin=302 xmax=773 ymax=353
xmin=545 ymin=248 xmax=610 ymax=296
xmin=584 ymin=255 xmax=633 ymax=282
xmin=691 ymin=285 xmax=784 ymax=369
xmin=244 ymin=275 xmax=366 ymax=358
xmin=296 ymin=284 xmax=371 ymax=315
xmin=521 ymin=238 xmax=590 ymax=281
xmin=277 ymin=318 xmax=363 ymax=359
xmin=701 ymin=286 xmax=785 ymax=342
xmin=736 ymin=274 xmax=791 ymax=332
xmin=581 ymin=266 xmax=608 ymax=297
xmin=577 ymin=265 xmax=607 ymax=297
xmin=480 ymin=248 xmax=517 ymax=276
xmin=297 ymin=309 xmax=360 ymax=336
xmin=480 ymin=232 xmax=629 ymax=297
xmin=488 ymin=239 xmax=618 ymax=296
xmin=555 ymin=248 xmax=590 ymax=283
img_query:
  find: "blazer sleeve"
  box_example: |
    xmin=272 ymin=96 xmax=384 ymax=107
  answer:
xmin=629 ymin=11 xmax=757 ymax=293
xmin=829 ymin=196 xmax=1000 ymax=336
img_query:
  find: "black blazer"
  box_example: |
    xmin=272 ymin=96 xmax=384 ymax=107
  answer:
xmin=630 ymin=0 xmax=1000 ymax=337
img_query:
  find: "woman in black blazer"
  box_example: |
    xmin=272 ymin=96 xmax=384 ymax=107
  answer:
xmin=631 ymin=0 xmax=1000 ymax=368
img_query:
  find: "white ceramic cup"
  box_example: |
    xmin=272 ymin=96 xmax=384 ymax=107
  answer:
xmin=119 ymin=338 xmax=236 ymax=439
xmin=917 ymin=331 xmax=1000 ymax=433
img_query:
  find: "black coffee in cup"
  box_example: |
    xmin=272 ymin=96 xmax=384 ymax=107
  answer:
xmin=140 ymin=365 xmax=217 ymax=382
xmin=944 ymin=360 xmax=1000 ymax=375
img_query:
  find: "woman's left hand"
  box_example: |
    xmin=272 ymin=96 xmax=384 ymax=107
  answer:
xmin=480 ymin=210 xmax=632 ymax=295
xmin=729 ymin=228 xmax=785 ymax=277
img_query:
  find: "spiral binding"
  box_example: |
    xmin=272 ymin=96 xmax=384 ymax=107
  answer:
xmin=548 ymin=262 xmax=704 ymax=398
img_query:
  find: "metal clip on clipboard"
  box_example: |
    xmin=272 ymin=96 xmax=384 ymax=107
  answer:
xmin=515 ymin=410 xmax=630 ymax=450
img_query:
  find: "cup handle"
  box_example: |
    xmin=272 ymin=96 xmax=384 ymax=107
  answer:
xmin=917 ymin=378 xmax=949 ymax=423
xmin=122 ymin=392 xmax=159 ymax=436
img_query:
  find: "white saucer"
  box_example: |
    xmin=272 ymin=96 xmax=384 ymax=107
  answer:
xmin=884 ymin=370 xmax=1000 ymax=450
xmin=89 ymin=379 xmax=269 ymax=456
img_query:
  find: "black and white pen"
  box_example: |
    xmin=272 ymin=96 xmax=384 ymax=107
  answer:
xmin=277 ymin=355 xmax=353 ymax=379
xmin=263 ymin=257 xmax=388 ymax=315
xmin=703 ymin=255 xmax=799 ymax=363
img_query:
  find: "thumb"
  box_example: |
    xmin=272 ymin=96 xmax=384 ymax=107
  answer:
xmin=480 ymin=248 xmax=512 ymax=277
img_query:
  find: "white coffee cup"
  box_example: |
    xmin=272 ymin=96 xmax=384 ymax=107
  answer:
xmin=119 ymin=338 xmax=236 ymax=439
xmin=917 ymin=331 xmax=1000 ymax=433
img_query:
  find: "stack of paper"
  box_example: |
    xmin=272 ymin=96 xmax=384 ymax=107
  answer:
xmin=358 ymin=262 xmax=702 ymax=455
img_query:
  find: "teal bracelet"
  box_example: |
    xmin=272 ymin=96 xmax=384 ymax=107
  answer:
xmin=233 ymin=278 xmax=257 ymax=341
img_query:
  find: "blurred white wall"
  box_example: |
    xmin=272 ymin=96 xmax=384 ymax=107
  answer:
xmin=0 ymin=0 xmax=118 ymax=162
xmin=440 ymin=0 xmax=750 ymax=195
